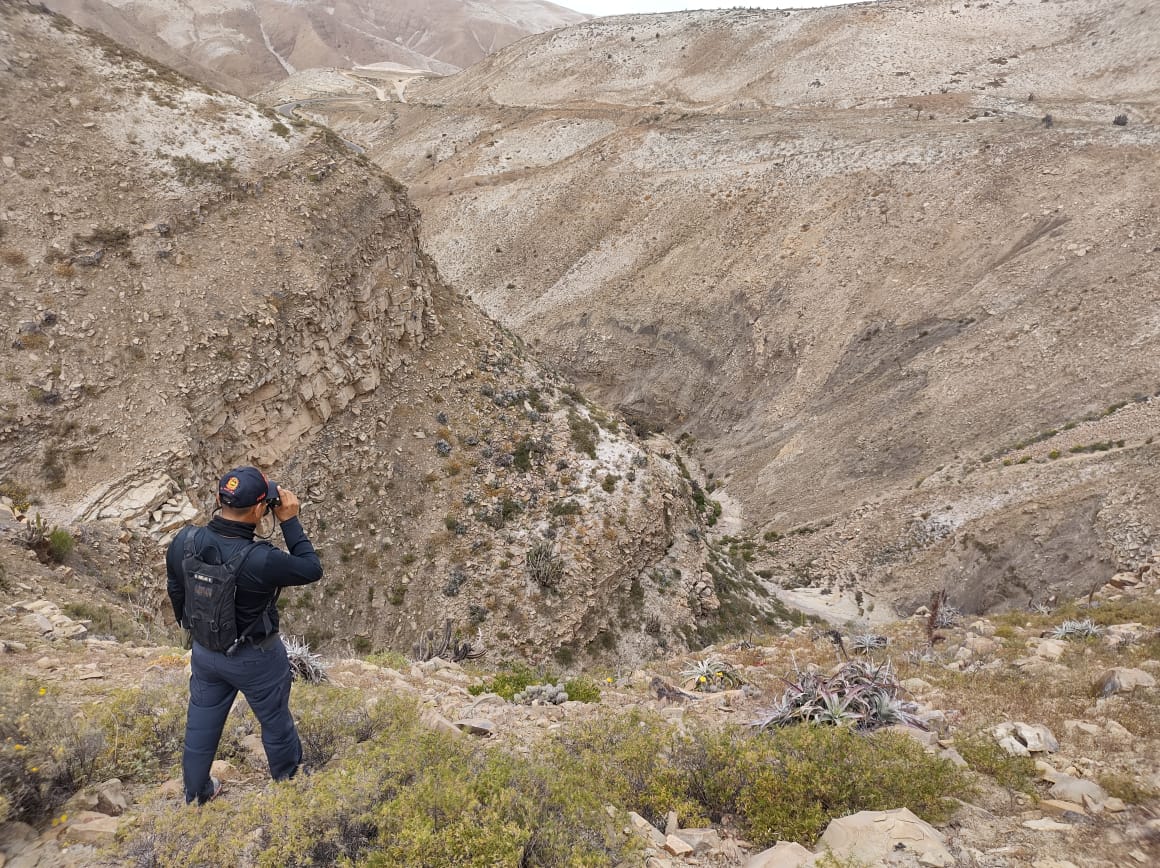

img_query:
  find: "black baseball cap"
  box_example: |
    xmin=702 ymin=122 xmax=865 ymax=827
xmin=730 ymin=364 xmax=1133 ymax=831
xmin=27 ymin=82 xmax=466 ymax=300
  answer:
xmin=218 ymin=466 xmax=277 ymax=508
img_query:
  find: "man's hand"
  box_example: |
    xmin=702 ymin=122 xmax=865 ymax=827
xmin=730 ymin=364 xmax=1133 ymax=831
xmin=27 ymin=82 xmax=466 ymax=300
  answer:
xmin=273 ymin=486 xmax=301 ymax=523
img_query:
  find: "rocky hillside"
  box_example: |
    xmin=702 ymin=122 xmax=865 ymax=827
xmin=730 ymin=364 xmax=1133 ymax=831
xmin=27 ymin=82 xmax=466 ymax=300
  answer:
xmin=0 ymin=0 xmax=739 ymax=666
xmin=1 ymin=504 xmax=1157 ymax=865
xmin=41 ymin=0 xmax=588 ymax=95
xmin=286 ymin=0 xmax=1160 ymax=621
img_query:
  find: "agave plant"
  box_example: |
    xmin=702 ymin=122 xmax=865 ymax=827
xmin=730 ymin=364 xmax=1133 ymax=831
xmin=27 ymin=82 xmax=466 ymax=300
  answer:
xmin=752 ymin=658 xmax=923 ymax=732
xmin=283 ymin=635 xmax=329 ymax=684
xmin=933 ymin=606 xmax=962 ymax=628
xmin=681 ymin=657 xmax=743 ymax=692
xmin=850 ymin=634 xmax=888 ymax=654
xmin=1049 ymin=618 xmax=1103 ymax=640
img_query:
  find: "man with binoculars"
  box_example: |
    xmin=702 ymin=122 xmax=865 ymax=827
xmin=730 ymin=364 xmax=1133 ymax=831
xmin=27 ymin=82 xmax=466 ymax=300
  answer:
xmin=166 ymin=466 xmax=323 ymax=805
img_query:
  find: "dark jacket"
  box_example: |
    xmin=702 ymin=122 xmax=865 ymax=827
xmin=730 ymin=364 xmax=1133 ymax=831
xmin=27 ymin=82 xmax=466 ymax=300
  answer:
xmin=166 ymin=515 xmax=323 ymax=642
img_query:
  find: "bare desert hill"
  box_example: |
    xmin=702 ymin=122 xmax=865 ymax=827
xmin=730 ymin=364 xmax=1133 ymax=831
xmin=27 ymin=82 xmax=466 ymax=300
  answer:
xmin=285 ymin=0 xmax=1160 ymax=618
xmin=41 ymin=0 xmax=588 ymax=95
xmin=0 ymin=0 xmax=738 ymax=666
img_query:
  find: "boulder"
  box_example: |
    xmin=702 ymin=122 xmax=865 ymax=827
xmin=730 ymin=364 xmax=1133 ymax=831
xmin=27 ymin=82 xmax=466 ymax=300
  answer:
xmin=95 ymin=778 xmax=128 ymax=816
xmin=816 ymin=808 xmax=953 ymax=867
xmin=1094 ymin=668 xmax=1156 ymax=696
xmin=419 ymin=709 xmax=462 ymax=738
xmin=1049 ymin=774 xmax=1106 ymax=807
xmin=993 ymin=722 xmax=1057 ymax=754
xmin=1031 ymin=638 xmax=1067 ymax=661
xmin=627 ymin=812 xmax=666 ymax=846
xmin=745 ymin=841 xmax=818 ymax=868
xmin=672 ymin=827 xmax=720 ymax=854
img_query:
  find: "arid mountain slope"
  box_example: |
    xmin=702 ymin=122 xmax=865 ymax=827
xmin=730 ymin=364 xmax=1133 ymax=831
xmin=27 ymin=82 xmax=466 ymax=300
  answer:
xmin=0 ymin=0 xmax=734 ymax=664
xmin=42 ymin=0 xmax=588 ymax=95
xmin=289 ymin=0 xmax=1160 ymax=617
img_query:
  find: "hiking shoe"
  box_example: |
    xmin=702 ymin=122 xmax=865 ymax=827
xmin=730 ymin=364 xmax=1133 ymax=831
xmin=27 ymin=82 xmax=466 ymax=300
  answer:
xmin=197 ymin=776 xmax=223 ymax=805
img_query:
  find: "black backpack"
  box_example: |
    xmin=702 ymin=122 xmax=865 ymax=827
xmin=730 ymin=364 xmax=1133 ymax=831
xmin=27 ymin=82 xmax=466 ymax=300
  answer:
xmin=180 ymin=528 xmax=270 ymax=655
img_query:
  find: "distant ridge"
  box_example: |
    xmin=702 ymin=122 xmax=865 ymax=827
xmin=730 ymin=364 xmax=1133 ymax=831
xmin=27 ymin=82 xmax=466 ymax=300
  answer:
xmin=42 ymin=0 xmax=589 ymax=95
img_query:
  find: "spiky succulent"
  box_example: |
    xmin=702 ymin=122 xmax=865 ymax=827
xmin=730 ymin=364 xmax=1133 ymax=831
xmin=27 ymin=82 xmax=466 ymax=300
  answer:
xmin=752 ymin=659 xmax=922 ymax=732
xmin=283 ymin=635 xmax=329 ymax=684
xmin=933 ymin=606 xmax=962 ymax=628
xmin=1049 ymin=618 xmax=1103 ymax=640
xmin=681 ymin=657 xmax=743 ymax=692
xmin=850 ymin=634 xmax=888 ymax=654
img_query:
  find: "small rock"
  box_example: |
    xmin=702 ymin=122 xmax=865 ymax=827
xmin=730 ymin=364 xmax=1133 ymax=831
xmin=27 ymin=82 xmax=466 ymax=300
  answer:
xmin=1104 ymin=797 xmax=1127 ymax=812
xmin=901 ymin=677 xmax=933 ymax=694
xmin=210 ymin=760 xmax=237 ymax=781
xmin=664 ymin=834 xmax=694 ymax=857
xmin=1031 ymin=638 xmax=1067 ymax=661
xmin=664 ymin=810 xmax=678 ymax=835
xmin=2 ymin=155 xmax=14 ymax=170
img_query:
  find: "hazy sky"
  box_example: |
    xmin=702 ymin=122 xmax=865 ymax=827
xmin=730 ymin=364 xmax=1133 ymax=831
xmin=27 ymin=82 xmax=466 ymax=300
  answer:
xmin=566 ymin=0 xmax=853 ymax=15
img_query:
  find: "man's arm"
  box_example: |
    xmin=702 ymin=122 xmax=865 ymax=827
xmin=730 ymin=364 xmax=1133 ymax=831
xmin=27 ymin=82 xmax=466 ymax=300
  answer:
xmin=165 ymin=528 xmax=187 ymax=623
xmin=266 ymin=487 xmax=323 ymax=586
xmin=265 ymin=515 xmax=323 ymax=586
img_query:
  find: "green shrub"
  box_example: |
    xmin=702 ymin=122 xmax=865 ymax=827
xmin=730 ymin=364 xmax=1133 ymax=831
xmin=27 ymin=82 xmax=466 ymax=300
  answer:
xmin=601 ymin=474 xmax=620 ymax=493
xmin=563 ymin=676 xmax=602 ymax=703
xmin=956 ymin=736 xmax=1037 ymax=794
xmin=61 ymin=602 xmax=138 ymax=642
xmin=551 ymin=498 xmax=582 ymax=517
xmin=124 ymin=697 xmax=624 ymax=867
xmin=93 ymin=684 xmax=185 ymax=781
xmin=366 ymin=650 xmax=408 ymax=671
xmin=47 ymin=528 xmax=74 ymax=563
xmin=0 ymin=678 xmax=104 ymax=823
xmin=468 ymin=664 xmax=545 ymax=700
xmin=0 ymin=479 xmax=32 ymax=511
xmin=700 ymin=725 xmax=966 ymax=846
xmin=568 ymin=411 xmax=599 ymax=458
xmin=1098 ymin=771 xmax=1159 ymax=804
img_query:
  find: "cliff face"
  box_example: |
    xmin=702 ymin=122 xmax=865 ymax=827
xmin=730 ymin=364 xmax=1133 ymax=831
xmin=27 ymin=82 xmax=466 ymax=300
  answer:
xmin=0 ymin=2 xmax=728 ymax=664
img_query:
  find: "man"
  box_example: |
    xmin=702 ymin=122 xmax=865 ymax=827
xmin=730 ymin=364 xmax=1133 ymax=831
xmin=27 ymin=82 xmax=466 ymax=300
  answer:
xmin=166 ymin=466 xmax=323 ymax=805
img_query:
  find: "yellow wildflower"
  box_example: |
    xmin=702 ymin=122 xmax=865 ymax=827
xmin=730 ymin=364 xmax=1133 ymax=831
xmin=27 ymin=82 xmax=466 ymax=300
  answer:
xmin=12 ymin=744 xmax=24 ymax=751
xmin=38 ymin=687 xmax=47 ymax=696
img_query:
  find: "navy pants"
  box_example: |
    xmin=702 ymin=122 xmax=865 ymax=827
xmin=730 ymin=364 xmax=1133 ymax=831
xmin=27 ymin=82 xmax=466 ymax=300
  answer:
xmin=183 ymin=637 xmax=302 ymax=803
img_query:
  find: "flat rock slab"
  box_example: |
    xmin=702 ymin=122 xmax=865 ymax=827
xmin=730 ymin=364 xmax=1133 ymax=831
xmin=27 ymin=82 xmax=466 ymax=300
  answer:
xmin=452 ymin=718 xmax=496 ymax=736
xmin=62 ymin=811 xmax=120 ymax=844
xmin=818 ymin=808 xmax=953 ymax=867
xmin=1024 ymin=817 xmax=1074 ymax=832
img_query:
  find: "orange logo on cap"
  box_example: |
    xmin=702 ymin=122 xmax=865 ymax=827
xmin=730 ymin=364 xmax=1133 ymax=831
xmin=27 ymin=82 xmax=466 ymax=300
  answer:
xmin=225 ymin=477 xmax=240 ymax=492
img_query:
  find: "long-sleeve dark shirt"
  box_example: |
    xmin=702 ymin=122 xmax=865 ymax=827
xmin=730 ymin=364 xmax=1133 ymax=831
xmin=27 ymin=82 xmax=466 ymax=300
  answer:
xmin=166 ymin=515 xmax=322 ymax=641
